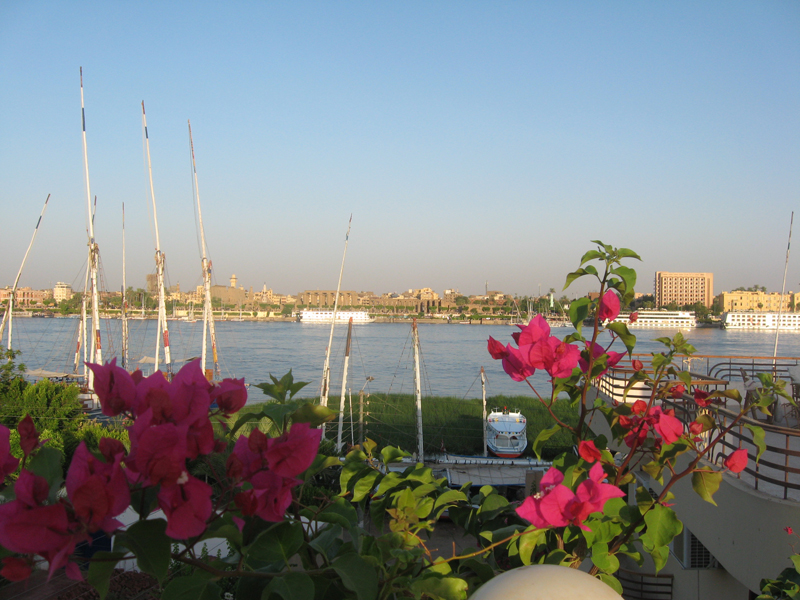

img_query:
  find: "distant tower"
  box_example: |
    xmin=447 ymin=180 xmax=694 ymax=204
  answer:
xmin=485 ymin=280 xmax=488 ymax=296
xmin=230 ymin=274 xmax=237 ymax=289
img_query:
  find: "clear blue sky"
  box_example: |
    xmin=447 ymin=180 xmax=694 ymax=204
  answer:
xmin=1 ymin=2 xmax=798 ymax=299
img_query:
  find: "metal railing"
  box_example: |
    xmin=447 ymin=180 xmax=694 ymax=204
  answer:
xmin=597 ymin=355 xmax=800 ymax=501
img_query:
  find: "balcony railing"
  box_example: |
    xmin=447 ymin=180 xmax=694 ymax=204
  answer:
xmin=597 ymin=355 xmax=800 ymax=501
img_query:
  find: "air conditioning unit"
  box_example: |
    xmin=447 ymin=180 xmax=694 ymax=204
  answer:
xmin=671 ymin=528 xmax=718 ymax=570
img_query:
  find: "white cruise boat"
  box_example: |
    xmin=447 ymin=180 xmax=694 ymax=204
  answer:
xmin=722 ymin=311 xmax=800 ymax=330
xmin=486 ymin=407 xmax=527 ymax=458
xmin=614 ymin=310 xmax=696 ymax=329
xmin=299 ymin=309 xmax=375 ymax=324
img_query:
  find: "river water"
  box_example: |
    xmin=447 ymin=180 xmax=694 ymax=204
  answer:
xmin=7 ymin=317 xmax=800 ymax=402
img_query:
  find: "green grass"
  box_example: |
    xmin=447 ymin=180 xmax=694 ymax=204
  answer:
xmin=242 ymin=394 xmax=579 ymax=459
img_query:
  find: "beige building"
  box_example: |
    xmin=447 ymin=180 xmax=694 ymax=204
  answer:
xmin=53 ymin=282 xmax=73 ymax=303
xmin=654 ymin=272 xmax=714 ymax=308
xmin=297 ymin=290 xmax=361 ymax=307
xmin=716 ymin=290 xmax=797 ymax=312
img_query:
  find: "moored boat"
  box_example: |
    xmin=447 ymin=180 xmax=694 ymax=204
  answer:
xmin=722 ymin=311 xmax=800 ymax=330
xmin=615 ymin=310 xmax=696 ymax=329
xmin=486 ymin=407 xmax=527 ymax=458
xmin=300 ymin=309 xmax=374 ymax=324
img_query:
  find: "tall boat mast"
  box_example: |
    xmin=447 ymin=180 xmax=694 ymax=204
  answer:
xmin=320 ymin=215 xmax=352 ymax=414
xmin=80 ymin=68 xmax=102 ymax=385
xmin=188 ymin=121 xmax=219 ymax=379
xmin=412 ymin=319 xmax=423 ymax=460
xmin=141 ymin=101 xmax=172 ymax=374
xmin=121 ymin=203 xmax=129 ymax=370
xmin=0 ymin=194 xmax=50 ymax=353
xmin=336 ymin=317 xmax=354 ymax=452
xmin=773 ymin=211 xmax=794 ymax=361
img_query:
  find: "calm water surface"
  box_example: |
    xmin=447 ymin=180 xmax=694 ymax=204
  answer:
xmin=8 ymin=318 xmax=800 ymax=402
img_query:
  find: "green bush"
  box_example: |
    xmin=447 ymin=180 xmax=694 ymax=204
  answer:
xmin=0 ymin=379 xmax=85 ymax=433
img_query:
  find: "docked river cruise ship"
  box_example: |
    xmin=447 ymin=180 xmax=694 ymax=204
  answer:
xmin=722 ymin=311 xmax=800 ymax=330
xmin=615 ymin=310 xmax=697 ymax=329
xmin=298 ymin=309 xmax=375 ymax=324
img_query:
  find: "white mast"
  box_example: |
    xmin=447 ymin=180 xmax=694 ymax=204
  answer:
xmin=141 ymin=101 xmax=171 ymax=374
xmin=481 ymin=367 xmax=487 ymax=457
xmin=412 ymin=319 xmax=423 ymax=460
xmin=0 ymin=194 xmax=50 ymax=353
xmin=774 ymin=211 xmax=794 ymax=361
xmin=80 ymin=68 xmax=102 ymax=385
xmin=121 ymin=203 xmax=129 ymax=370
xmin=336 ymin=318 xmax=353 ymax=452
xmin=188 ymin=121 xmax=220 ymax=379
xmin=320 ymin=215 xmax=352 ymax=416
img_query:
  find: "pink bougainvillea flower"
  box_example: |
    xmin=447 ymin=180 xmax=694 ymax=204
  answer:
xmin=631 ymin=359 xmax=643 ymax=371
xmin=211 ymin=378 xmax=248 ymax=414
xmin=652 ymin=407 xmax=683 ymax=445
xmin=579 ymin=342 xmax=624 ymax=377
xmin=670 ymin=384 xmax=686 ymax=399
xmin=598 ymin=290 xmax=621 ymax=323
xmin=578 ymin=440 xmax=602 ymax=463
xmin=693 ymin=389 xmax=712 ymax=407
xmin=529 ymin=337 xmax=580 ymax=379
xmin=575 ymin=462 xmax=626 ymax=516
xmin=87 ymin=358 xmax=137 ymax=417
xmin=724 ymin=449 xmax=748 ymax=474
xmin=631 ymin=400 xmax=648 ymax=415
xmin=249 ymin=470 xmax=300 ymax=522
xmin=688 ymin=421 xmax=704 ymax=436
xmin=629 ymin=311 xmax=639 ymax=323
xmin=487 ymin=337 xmax=509 ymax=360
xmin=17 ymin=415 xmax=39 ymax=458
xmin=501 ymin=344 xmax=535 ymax=382
xmin=0 ymin=557 xmax=31 ymax=582
xmin=132 ymin=423 xmax=189 ymax=487
xmin=784 ymin=526 xmax=794 ymax=535
xmin=66 ymin=442 xmax=130 ymax=533
xmin=266 ymin=422 xmax=322 ymax=479
xmin=0 ymin=425 xmax=20 ymax=479
xmin=158 ymin=475 xmax=213 ymax=539
xmin=518 ymin=315 xmax=551 ymax=347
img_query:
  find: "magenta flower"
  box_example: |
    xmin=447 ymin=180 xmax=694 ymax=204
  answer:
xmin=724 ymin=449 xmax=748 ymax=474
xmin=0 ymin=425 xmax=19 ymax=479
xmin=211 ymin=378 xmax=248 ymax=414
xmin=487 ymin=337 xmax=508 ymax=360
xmin=17 ymin=415 xmax=39 ymax=458
xmin=575 ymin=463 xmax=626 ymax=515
xmin=518 ymin=315 xmax=551 ymax=347
xmin=529 ymin=337 xmax=580 ymax=378
xmin=501 ymin=344 xmax=536 ymax=382
xmin=578 ymin=440 xmax=602 ymax=463
xmin=652 ymin=407 xmax=683 ymax=445
xmin=266 ymin=422 xmax=323 ymax=479
xmin=158 ymin=475 xmax=213 ymax=539
xmin=693 ymin=389 xmax=713 ymax=407
xmin=66 ymin=442 xmax=130 ymax=533
xmin=0 ymin=557 xmax=31 ymax=582
xmin=578 ymin=342 xmax=624 ymax=377
xmin=598 ymin=290 xmax=621 ymax=323
xmin=87 ymin=358 xmax=137 ymax=417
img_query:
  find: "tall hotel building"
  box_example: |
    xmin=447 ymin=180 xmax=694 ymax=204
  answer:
xmin=654 ymin=272 xmax=714 ymax=308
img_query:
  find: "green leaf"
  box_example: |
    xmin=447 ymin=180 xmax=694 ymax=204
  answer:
xmin=580 ymin=250 xmax=604 ymax=266
xmin=317 ymin=497 xmax=359 ymax=531
xmin=641 ymin=504 xmax=683 ymax=551
xmin=299 ymin=454 xmax=341 ymax=482
xmin=568 ymin=298 xmax=591 ymax=333
xmin=291 ymin=403 xmax=336 ymax=427
xmin=381 ymin=446 xmax=411 ymax=464
xmin=692 ymin=470 xmax=722 ymax=505
xmin=87 ymin=551 xmax=126 ymax=600
xmin=543 ymin=549 xmax=569 ymax=565
xmin=591 ymin=542 xmax=619 ymax=574
xmin=564 ymin=268 xmax=588 ymax=291
xmin=791 ymin=554 xmax=800 ymax=573
xmin=264 ymin=572 xmax=315 ymax=600
xmin=200 ymin=513 xmax=243 ymax=549
xmin=434 ymin=489 xmax=468 ymax=511
xmin=745 ymin=423 xmax=766 ymax=461
xmin=410 ymin=575 xmax=469 ymax=600
xmin=331 ymin=553 xmax=378 ymax=600
xmin=519 ymin=527 xmax=545 ymax=565
xmin=230 ymin=411 xmax=262 ymax=437
xmin=532 ymin=424 xmax=562 ymax=460
xmin=605 ymin=321 xmax=637 ymax=355
xmin=649 ymin=545 xmax=670 ymax=573
xmin=114 ymin=518 xmax=170 ymax=583
xmin=694 ymin=413 xmax=716 ymax=433
xmin=598 ymin=573 xmax=624 ymax=595
xmin=617 ymin=248 xmax=642 ymax=261
xmin=162 ymin=572 xmax=221 ymax=600
xmin=27 ymin=447 xmax=64 ymax=502
xmin=261 ymin=402 xmax=299 ymax=429
xmin=352 ymin=469 xmax=381 ymax=502
xmin=248 ymin=521 xmax=304 ymax=564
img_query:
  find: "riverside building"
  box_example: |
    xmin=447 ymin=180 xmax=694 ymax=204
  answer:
xmin=654 ymin=272 xmax=713 ymax=308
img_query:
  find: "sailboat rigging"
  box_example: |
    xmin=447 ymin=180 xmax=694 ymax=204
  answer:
xmin=0 ymin=194 xmax=50 ymax=354
xmin=141 ymin=101 xmax=172 ymax=375
xmin=320 ymin=215 xmax=353 ymax=429
xmin=80 ymin=68 xmax=103 ymax=390
xmin=188 ymin=120 xmax=220 ymax=379
xmin=121 ymin=203 xmax=129 ymax=370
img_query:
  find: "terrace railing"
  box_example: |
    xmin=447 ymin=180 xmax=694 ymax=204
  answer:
xmin=597 ymin=354 xmax=800 ymax=502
